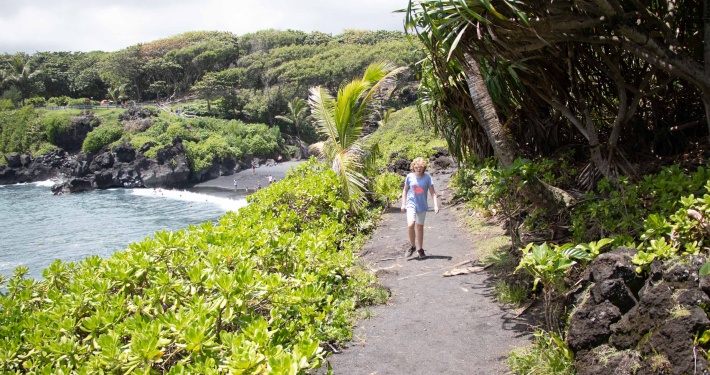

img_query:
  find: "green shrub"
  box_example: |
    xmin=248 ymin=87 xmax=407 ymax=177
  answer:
xmin=367 ymin=106 xmax=446 ymax=168
xmin=0 ymin=99 xmax=15 ymax=111
xmin=127 ymin=134 xmax=164 ymax=158
xmin=0 ymin=105 xmax=42 ymax=154
xmin=509 ymin=330 xmax=576 ymax=375
xmin=31 ymin=142 xmax=58 ymax=156
xmin=0 ymin=159 xmax=382 ymax=373
xmin=42 ymin=112 xmax=72 ymax=145
xmin=570 ymin=165 xmax=710 ymax=243
xmin=166 ymin=122 xmax=196 ymax=142
xmin=184 ymin=135 xmax=237 ymax=172
xmin=67 ymin=97 xmax=89 ymax=106
xmin=371 ymin=172 xmax=403 ymax=207
xmin=82 ymin=125 xmax=123 ymax=154
xmin=25 ymin=97 xmax=46 ymax=107
xmin=47 ymin=96 xmax=70 ymax=106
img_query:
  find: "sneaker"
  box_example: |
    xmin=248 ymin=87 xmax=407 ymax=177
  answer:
xmin=405 ymin=246 xmax=416 ymax=257
xmin=417 ymin=249 xmax=426 ymax=258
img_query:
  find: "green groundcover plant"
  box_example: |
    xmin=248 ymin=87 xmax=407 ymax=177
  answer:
xmin=0 ymin=159 xmax=383 ymax=374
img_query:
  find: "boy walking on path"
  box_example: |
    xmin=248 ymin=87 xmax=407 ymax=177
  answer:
xmin=322 ymin=171 xmax=531 ymax=374
xmin=401 ymin=157 xmax=439 ymax=258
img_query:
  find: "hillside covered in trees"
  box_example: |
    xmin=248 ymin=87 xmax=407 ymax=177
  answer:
xmin=0 ymin=29 xmax=420 ymax=125
xmin=0 ymin=29 xmax=423 ymax=191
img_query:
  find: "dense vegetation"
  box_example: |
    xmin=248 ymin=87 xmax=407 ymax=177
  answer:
xmin=0 ymin=30 xmax=421 ymax=127
xmin=0 ymin=31 xmax=436 ymax=371
xmin=4 ymin=1 xmax=708 ymax=370
xmin=0 ymin=160 xmax=397 ymax=374
xmin=405 ymin=0 xmax=710 ymax=372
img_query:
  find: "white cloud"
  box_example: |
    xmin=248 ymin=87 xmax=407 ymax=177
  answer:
xmin=0 ymin=0 xmax=408 ymax=53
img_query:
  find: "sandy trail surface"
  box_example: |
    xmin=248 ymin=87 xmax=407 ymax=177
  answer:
xmin=322 ymin=169 xmax=532 ymax=375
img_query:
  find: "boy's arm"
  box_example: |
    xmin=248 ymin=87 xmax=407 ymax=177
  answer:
xmin=401 ymin=182 xmax=409 ymax=212
xmin=429 ymin=185 xmax=439 ymax=213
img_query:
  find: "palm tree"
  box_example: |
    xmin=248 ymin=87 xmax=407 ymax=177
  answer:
xmin=106 ymin=84 xmax=126 ymax=105
xmin=309 ymin=62 xmax=405 ymax=211
xmin=275 ymin=97 xmax=309 ymax=146
xmin=4 ymin=56 xmax=40 ymax=105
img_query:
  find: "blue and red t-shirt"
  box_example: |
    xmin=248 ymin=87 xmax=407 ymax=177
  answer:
xmin=405 ymin=173 xmax=433 ymax=212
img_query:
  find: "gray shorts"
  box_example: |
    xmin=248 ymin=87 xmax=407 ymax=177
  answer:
xmin=406 ymin=207 xmax=427 ymax=225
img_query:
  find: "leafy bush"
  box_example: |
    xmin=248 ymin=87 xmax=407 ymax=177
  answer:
xmin=42 ymin=112 xmax=72 ymax=145
xmin=82 ymin=125 xmax=124 ymax=154
xmin=0 ymin=105 xmax=42 ymax=154
xmin=25 ymin=96 xmax=46 ymax=107
xmin=68 ymin=97 xmax=89 ymax=106
xmin=184 ymin=135 xmax=237 ymax=172
xmin=630 ymin=180 xmax=710 ymax=272
xmin=0 ymin=99 xmax=14 ymax=111
xmin=31 ymin=141 xmax=58 ymax=156
xmin=371 ymin=172 xmax=403 ymax=207
xmin=509 ymin=330 xmax=576 ymax=375
xmin=166 ymin=122 xmax=196 ymax=142
xmin=0 ymin=159 xmax=382 ymax=374
xmin=366 ymin=106 xmax=446 ymax=168
xmin=47 ymin=96 xmax=71 ymax=106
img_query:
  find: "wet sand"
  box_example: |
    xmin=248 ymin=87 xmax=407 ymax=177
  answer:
xmin=189 ymin=161 xmax=304 ymax=199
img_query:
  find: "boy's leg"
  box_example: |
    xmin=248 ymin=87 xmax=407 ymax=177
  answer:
xmin=407 ymin=221 xmax=416 ymax=247
xmin=416 ymin=223 xmax=424 ymax=250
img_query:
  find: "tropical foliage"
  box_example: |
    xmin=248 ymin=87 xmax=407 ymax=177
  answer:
xmin=308 ymin=62 xmax=406 ymax=211
xmin=0 ymin=159 xmax=386 ymax=374
xmin=404 ymin=1 xmax=710 ymax=372
xmin=365 ymin=106 xmax=446 ymax=169
xmin=404 ymin=0 xmax=706 ymax=182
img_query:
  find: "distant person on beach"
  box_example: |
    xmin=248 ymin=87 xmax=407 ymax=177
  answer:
xmin=251 ymin=162 xmax=256 ymax=174
xmin=401 ymin=157 xmax=439 ymax=258
xmin=233 ymin=179 xmax=238 ymax=190
xmin=268 ymin=175 xmax=273 ymax=184
xmin=277 ymin=155 xmax=282 ymax=164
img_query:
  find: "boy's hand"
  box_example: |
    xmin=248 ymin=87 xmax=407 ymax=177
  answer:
xmin=435 ymin=206 xmax=440 ymax=214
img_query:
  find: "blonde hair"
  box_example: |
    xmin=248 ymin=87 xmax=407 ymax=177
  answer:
xmin=410 ymin=157 xmax=428 ymax=172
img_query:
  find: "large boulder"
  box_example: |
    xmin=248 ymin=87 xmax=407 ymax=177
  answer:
xmin=140 ymin=138 xmax=190 ymax=188
xmin=113 ymin=142 xmax=136 ymax=163
xmin=4 ymin=153 xmax=22 ymax=168
xmin=569 ymin=250 xmax=710 ymax=375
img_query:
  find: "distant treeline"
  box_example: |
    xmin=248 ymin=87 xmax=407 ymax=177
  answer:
xmin=0 ymin=29 xmax=423 ymax=124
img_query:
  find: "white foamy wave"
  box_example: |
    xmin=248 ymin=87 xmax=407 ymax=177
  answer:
xmin=33 ymin=180 xmax=56 ymax=187
xmin=130 ymin=188 xmax=248 ymax=212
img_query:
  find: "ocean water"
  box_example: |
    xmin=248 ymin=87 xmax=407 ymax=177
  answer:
xmin=0 ymin=181 xmax=247 ymax=280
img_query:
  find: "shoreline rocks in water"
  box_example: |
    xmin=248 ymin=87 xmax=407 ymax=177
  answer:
xmin=0 ymin=136 xmax=273 ymax=194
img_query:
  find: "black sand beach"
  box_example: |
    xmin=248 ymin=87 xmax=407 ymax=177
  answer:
xmin=189 ymin=160 xmax=304 ymax=199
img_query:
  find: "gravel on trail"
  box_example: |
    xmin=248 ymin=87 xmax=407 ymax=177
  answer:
xmin=321 ymin=169 xmax=533 ymax=375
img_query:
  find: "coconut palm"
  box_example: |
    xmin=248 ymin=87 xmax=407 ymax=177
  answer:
xmin=275 ymin=97 xmax=309 ymax=147
xmin=4 ymin=56 xmax=40 ymax=105
xmin=106 ymin=84 xmax=126 ymax=105
xmin=309 ymin=62 xmax=405 ymax=211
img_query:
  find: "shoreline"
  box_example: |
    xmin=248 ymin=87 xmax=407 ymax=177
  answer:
xmin=189 ymin=160 xmax=304 ymax=199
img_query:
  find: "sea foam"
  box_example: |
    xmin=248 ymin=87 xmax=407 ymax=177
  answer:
xmin=130 ymin=188 xmax=248 ymax=212
xmin=33 ymin=180 xmax=56 ymax=187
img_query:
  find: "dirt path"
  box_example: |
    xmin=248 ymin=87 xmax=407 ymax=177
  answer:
xmin=323 ymin=170 xmax=532 ymax=374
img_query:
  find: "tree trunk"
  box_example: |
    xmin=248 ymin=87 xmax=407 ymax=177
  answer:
xmin=462 ymin=52 xmax=571 ymax=211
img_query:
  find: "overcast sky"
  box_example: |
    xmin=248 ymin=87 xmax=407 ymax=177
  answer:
xmin=0 ymin=0 xmax=409 ymax=54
